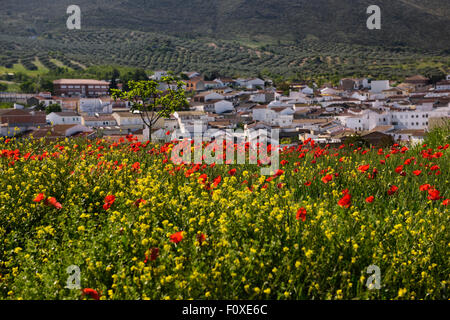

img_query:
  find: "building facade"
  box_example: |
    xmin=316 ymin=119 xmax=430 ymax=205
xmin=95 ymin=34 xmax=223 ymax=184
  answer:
xmin=53 ymin=79 xmax=110 ymax=97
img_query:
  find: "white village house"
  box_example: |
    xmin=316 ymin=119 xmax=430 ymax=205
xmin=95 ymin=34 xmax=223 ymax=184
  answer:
xmin=47 ymin=112 xmax=82 ymax=125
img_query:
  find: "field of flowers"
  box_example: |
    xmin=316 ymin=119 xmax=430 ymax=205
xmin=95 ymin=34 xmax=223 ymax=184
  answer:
xmin=0 ymin=132 xmax=448 ymax=300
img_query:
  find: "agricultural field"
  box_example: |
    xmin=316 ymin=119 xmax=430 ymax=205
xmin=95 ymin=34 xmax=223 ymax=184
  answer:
xmin=0 ymin=30 xmax=449 ymax=82
xmin=0 ymin=126 xmax=448 ymax=300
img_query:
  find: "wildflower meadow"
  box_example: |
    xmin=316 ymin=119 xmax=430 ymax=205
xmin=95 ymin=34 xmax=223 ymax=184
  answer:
xmin=0 ymin=128 xmax=448 ymax=300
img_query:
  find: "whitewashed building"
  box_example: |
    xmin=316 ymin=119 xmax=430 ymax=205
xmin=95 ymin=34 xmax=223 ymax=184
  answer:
xmin=203 ymin=100 xmax=234 ymax=114
xmin=370 ymin=80 xmax=390 ymax=93
xmin=47 ymin=112 xmax=82 ymax=125
xmin=79 ymin=98 xmax=112 ymax=115
xmin=252 ymin=106 xmax=294 ymax=127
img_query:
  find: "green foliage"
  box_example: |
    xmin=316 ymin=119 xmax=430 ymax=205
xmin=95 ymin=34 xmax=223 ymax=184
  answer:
xmin=108 ymin=69 xmax=121 ymax=93
xmin=19 ymin=80 xmax=37 ymax=93
xmin=0 ymin=102 xmax=14 ymax=109
xmin=111 ymin=77 xmax=188 ymax=141
xmin=45 ymin=104 xmax=62 ymax=114
xmin=0 ymin=136 xmax=448 ymax=300
xmin=424 ymin=121 xmax=450 ymax=149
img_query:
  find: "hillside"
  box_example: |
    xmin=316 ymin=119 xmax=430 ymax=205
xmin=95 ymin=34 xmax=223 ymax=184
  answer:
xmin=0 ymin=0 xmax=449 ymax=80
xmin=1 ymin=0 xmax=449 ymax=48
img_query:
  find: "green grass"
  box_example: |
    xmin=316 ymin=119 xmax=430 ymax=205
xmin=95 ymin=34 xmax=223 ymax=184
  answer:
xmin=0 ymin=63 xmax=48 ymax=77
xmin=50 ymin=59 xmax=72 ymax=70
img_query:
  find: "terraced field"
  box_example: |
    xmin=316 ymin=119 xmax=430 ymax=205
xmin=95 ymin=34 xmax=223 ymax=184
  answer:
xmin=1 ymin=30 xmax=449 ymax=80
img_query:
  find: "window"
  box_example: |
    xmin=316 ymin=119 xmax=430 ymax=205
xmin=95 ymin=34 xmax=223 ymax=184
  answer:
xmin=61 ymin=85 xmax=67 ymax=89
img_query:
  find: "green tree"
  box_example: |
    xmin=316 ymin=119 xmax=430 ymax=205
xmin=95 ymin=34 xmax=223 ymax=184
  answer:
xmin=45 ymin=104 xmax=62 ymax=114
xmin=109 ymin=68 xmax=121 ymax=93
xmin=38 ymin=78 xmax=54 ymax=93
xmin=179 ymin=73 xmax=190 ymax=81
xmin=111 ymin=77 xmax=188 ymax=142
xmin=133 ymin=69 xmax=148 ymax=81
xmin=20 ymin=80 xmax=36 ymax=93
xmin=0 ymin=83 xmax=7 ymax=92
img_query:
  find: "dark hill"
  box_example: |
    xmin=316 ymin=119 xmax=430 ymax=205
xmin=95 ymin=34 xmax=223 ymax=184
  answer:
xmin=0 ymin=0 xmax=449 ymax=49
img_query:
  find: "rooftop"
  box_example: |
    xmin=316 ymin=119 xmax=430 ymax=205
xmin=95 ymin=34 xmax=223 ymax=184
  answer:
xmin=53 ymin=79 xmax=110 ymax=85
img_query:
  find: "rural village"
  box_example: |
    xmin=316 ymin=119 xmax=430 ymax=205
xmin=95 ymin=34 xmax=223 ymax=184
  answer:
xmin=1 ymin=72 xmax=449 ymax=146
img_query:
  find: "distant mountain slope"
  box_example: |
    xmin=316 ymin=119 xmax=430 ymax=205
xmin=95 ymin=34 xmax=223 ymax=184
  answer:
xmin=0 ymin=0 xmax=449 ymax=49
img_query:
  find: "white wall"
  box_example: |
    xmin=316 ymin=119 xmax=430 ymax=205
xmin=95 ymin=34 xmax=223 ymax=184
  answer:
xmin=371 ymin=80 xmax=390 ymax=93
xmin=47 ymin=113 xmax=82 ymax=125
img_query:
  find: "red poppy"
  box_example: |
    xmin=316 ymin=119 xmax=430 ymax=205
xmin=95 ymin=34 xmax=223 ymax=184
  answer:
xmin=427 ymin=189 xmax=442 ymax=201
xmin=321 ymin=174 xmax=333 ymax=184
xmin=443 ymin=199 xmax=449 ymax=206
xmin=274 ymin=169 xmax=284 ymax=177
xmin=131 ymin=162 xmax=140 ymax=171
xmin=342 ymin=188 xmax=349 ymax=195
xmin=395 ymin=165 xmax=403 ymax=174
xmin=387 ymin=185 xmax=398 ymax=195
xmin=33 ymin=193 xmax=45 ymax=202
xmin=365 ymin=196 xmax=375 ymax=203
xmin=213 ymin=175 xmax=222 ymax=187
xmin=358 ymin=164 xmax=370 ymax=173
xmin=228 ymin=168 xmax=236 ymax=176
xmin=338 ymin=193 xmax=352 ymax=208
xmin=296 ymin=207 xmax=307 ymax=221
xmin=170 ymin=231 xmax=184 ymax=244
xmin=104 ymin=195 xmax=116 ymax=204
xmin=47 ymin=197 xmax=62 ymax=209
xmin=304 ymin=181 xmax=312 ymax=186
xmin=81 ymin=288 xmax=100 ymax=300
xmin=103 ymin=203 xmax=111 ymax=210
xmin=419 ymin=184 xmax=431 ymax=191
xmin=198 ymin=173 xmax=208 ymax=184
xmin=412 ymin=170 xmax=422 ymax=176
